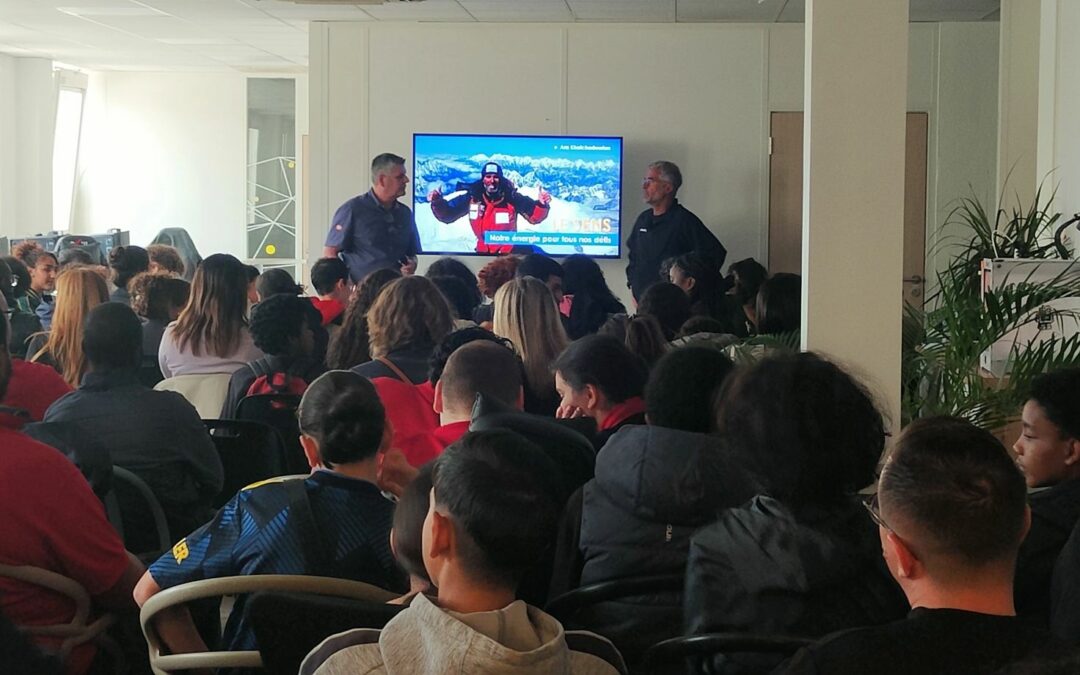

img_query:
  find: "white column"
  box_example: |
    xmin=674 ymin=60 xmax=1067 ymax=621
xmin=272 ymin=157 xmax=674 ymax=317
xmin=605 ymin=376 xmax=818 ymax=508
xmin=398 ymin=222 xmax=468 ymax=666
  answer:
xmin=802 ymin=0 xmax=909 ymax=429
xmin=0 ymin=57 xmax=56 ymax=235
xmin=997 ymin=0 xmax=1042 ymax=206
xmin=1038 ymin=0 xmax=1080 ymax=220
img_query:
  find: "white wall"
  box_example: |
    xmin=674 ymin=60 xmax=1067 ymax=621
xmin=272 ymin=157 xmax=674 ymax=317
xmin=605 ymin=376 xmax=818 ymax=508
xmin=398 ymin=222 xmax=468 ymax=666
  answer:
xmin=310 ymin=22 xmax=999 ymax=308
xmin=1039 ymin=0 xmax=1080 ymax=221
xmin=0 ymin=56 xmax=56 ymax=237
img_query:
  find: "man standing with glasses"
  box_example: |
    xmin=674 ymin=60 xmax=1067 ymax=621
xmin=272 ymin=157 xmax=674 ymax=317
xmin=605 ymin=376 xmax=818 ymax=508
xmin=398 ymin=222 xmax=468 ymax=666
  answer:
xmin=324 ymin=153 xmax=421 ymax=283
xmin=625 ymin=160 xmax=725 ymax=302
xmin=780 ymin=416 xmax=1053 ymax=675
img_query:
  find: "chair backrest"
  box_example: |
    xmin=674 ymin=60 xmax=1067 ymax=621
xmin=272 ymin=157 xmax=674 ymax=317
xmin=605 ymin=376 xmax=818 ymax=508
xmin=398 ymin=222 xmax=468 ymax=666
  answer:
xmin=139 ymin=575 xmax=397 ymax=675
xmin=203 ymin=419 xmax=289 ymax=508
xmin=235 ymin=394 xmax=308 ymax=475
xmin=641 ymin=633 xmax=814 ymax=673
xmin=104 ymin=466 xmax=172 ymax=557
xmin=545 ymin=574 xmax=686 ymax=625
xmin=0 ymin=564 xmax=117 ymax=662
xmin=249 ymin=591 xmax=405 ymax=675
xmin=150 ymin=227 xmax=202 ymax=282
xmin=154 ymin=373 xmax=232 ymax=419
xmin=565 ymin=632 xmax=629 ymax=675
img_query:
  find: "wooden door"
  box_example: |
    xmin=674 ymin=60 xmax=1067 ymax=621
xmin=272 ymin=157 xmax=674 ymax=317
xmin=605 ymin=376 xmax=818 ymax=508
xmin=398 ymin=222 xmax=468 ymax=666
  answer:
xmin=767 ymin=111 xmax=928 ymax=306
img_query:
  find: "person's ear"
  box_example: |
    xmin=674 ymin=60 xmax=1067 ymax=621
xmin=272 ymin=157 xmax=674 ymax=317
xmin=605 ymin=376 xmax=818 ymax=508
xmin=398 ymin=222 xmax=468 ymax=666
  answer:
xmin=885 ymin=531 xmax=919 ymax=579
xmin=1064 ymin=438 xmax=1080 ymax=467
xmin=584 ymin=384 xmax=601 ymax=412
xmin=433 ymin=379 xmax=445 ymax=415
xmin=389 ymin=528 xmax=398 ymax=559
xmin=299 ymin=433 xmax=321 ymax=470
xmin=685 ymin=276 xmax=696 ymax=292
xmin=426 ymin=502 xmax=453 ymax=572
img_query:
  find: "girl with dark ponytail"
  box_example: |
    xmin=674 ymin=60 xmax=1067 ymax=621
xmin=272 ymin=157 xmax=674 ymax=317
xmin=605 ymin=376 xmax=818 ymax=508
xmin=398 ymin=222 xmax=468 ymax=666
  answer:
xmin=133 ymin=369 xmax=407 ymax=654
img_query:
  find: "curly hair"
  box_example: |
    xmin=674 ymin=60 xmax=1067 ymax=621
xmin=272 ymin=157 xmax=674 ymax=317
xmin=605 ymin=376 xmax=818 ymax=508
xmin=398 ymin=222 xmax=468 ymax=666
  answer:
xmin=13 ymin=241 xmax=57 ymax=269
xmin=326 ymin=267 xmax=400 ymax=370
xmin=477 ymin=255 xmax=520 ymax=299
xmin=108 ymin=245 xmax=150 ymax=291
xmin=366 ymin=276 xmax=454 ymax=359
xmin=130 ymin=272 xmax=190 ymax=322
xmin=147 ymin=244 xmax=186 ymax=277
xmin=250 ymin=293 xmax=320 ymax=356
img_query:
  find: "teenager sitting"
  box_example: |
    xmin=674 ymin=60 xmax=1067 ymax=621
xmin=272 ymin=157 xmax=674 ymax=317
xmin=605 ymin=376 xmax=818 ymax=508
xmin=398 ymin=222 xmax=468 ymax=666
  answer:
xmin=309 ymin=257 xmax=351 ymax=328
xmin=135 ymin=371 xmax=406 ymax=659
xmin=302 ymin=430 xmax=622 ymax=675
xmin=780 ymin=416 xmax=1053 ymax=674
xmin=325 ymin=268 xmax=399 ymax=371
xmin=220 ymin=293 xmax=327 ymax=418
xmin=107 ymin=245 xmax=150 ymax=305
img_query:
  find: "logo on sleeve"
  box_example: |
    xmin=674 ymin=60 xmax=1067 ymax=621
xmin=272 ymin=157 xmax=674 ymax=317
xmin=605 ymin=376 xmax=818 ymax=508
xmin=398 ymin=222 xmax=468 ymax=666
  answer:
xmin=172 ymin=539 xmax=190 ymax=564
xmin=335 ymin=224 xmax=344 ymax=231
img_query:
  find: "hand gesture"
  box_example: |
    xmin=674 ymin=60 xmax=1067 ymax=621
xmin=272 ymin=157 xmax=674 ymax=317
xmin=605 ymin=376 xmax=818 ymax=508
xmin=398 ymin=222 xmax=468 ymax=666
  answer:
xmin=537 ymin=184 xmax=551 ymax=205
xmin=377 ymin=447 xmax=418 ymax=498
xmin=428 ymin=188 xmax=442 ymax=202
xmin=556 ymin=403 xmax=586 ymax=419
xmin=400 ymin=257 xmax=418 ymax=276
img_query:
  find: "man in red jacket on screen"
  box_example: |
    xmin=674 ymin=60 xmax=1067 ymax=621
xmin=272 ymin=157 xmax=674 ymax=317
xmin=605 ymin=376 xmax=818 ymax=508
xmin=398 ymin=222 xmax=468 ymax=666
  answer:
xmin=428 ymin=162 xmax=551 ymax=254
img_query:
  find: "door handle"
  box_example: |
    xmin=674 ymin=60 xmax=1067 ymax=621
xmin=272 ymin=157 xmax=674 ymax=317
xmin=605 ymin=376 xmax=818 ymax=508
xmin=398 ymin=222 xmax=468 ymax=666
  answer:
xmin=903 ymin=275 xmax=924 ymax=284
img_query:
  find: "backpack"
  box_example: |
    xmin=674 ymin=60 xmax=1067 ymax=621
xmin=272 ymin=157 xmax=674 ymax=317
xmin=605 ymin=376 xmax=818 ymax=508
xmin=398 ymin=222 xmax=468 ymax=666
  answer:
xmin=245 ymin=361 xmax=309 ymax=402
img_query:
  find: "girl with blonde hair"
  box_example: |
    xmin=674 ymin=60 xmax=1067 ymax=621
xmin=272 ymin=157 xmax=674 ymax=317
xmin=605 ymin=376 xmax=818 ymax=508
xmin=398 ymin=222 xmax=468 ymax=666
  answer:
xmin=493 ymin=275 xmax=569 ymax=415
xmin=29 ymin=267 xmax=109 ymax=386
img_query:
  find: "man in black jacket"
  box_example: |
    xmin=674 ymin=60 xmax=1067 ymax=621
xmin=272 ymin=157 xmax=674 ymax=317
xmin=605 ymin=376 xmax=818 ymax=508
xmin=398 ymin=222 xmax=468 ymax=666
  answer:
xmin=625 ymin=161 xmax=725 ymax=301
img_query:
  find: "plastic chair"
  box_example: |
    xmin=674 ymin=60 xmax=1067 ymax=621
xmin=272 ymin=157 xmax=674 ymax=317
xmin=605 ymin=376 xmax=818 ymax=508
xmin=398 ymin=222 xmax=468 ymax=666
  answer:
xmin=154 ymin=373 xmax=232 ymax=419
xmin=103 ymin=466 xmax=172 ymax=558
xmin=250 ymin=591 xmax=405 ymax=675
xmin=202 ymin=419 xmax=290 ymax=508
xmin=641 ymin=633 xmax=814 ymax=673
xmin=545 ymin=574 xmax=686 ymax=624
xmin=235 ymin=394 xmax=308 ymax=474
xmin=0 ymin=564 xmax=120 ymax=666
xmin=139 ymin=575 xmax=397 ymax=675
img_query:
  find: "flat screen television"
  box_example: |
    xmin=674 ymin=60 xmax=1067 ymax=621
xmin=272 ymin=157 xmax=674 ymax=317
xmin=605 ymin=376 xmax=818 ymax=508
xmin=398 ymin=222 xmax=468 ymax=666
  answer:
xmin=413 ymin=133 xmax=622 ymax=258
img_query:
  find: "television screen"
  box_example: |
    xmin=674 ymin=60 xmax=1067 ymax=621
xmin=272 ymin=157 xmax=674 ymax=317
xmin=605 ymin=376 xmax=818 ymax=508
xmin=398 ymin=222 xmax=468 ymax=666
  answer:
xmin=413 ymin=133 xmax=622 ymax=258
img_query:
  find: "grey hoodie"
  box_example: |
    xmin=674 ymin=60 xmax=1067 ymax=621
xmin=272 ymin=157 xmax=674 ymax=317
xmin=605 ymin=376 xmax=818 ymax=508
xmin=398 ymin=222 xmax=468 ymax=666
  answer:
xmin=302 ymin=593 xmax=621 ymax=675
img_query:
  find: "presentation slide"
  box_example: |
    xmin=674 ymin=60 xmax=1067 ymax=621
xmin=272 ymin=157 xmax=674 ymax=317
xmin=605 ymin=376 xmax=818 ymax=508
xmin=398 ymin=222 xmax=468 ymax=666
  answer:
xmin=413 ymin=133 xmax=622 ymax=257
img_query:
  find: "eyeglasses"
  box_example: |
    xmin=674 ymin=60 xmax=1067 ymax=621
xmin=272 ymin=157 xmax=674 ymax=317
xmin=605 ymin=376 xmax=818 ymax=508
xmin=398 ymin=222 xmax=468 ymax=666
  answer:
xmin=642 ymin=177 xmax=668 ymax=185
xmin=862 ymin=493 xmax=890 ymax=531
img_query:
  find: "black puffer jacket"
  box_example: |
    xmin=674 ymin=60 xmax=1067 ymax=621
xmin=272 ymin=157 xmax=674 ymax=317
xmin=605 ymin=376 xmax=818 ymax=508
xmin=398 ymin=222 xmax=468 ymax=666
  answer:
xmin=553 ymin=425 xmax=761 ymax=664
xmin=685 ymin=495 xmax=908 ymax=673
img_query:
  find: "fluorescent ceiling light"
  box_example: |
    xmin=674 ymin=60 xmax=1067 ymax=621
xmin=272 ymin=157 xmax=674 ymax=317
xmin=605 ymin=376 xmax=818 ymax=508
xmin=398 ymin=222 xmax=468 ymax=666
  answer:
xmin=57 ymin=7 xmax=167 ymax=18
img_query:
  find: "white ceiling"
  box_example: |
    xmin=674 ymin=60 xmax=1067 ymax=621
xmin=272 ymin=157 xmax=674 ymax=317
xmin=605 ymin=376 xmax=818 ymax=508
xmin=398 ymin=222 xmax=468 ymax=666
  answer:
xmin=0 ymin=0 xmax=1001 ymax=73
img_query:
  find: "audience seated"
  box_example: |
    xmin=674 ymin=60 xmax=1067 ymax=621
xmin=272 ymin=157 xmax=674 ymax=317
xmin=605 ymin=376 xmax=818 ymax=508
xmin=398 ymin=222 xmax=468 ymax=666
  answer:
xmin=146 ymin=243 xmax=186 ymax=277
xmin=727 ymin=257 xmax=767 ymax=335
xmin=256 ymin=267 xmax=304 ymax=302
xmin=599 ymin=312 xmax=670 ymax=367
xmin=550 ymin=346 xmax=755 ymax=664
xmin=473 ymin=254 xmax=519 ymax=327
xmin=44 ymin=303 xmax=223 ymax=546
xmin=494 ymin=276 xmax=569 ymax=416
xmin=302 ymin=430 xmax=621 ymax=675
xmin=107 ymin=245 xmax=150 ymax=305
xmin=668 ymin=251 xmax=734 ymax=327
xmin=245 ymin=264 xmax=261 ymax=304
xmin=686 ymin=352 xmax=906 ymax=672
xmin=3 ymin=255 xmax=34 ymax=314
xmin=28 ymin=267 xmax=110 ymax=386
xmin=135 ymin=370 xmax=406 ymax=658
xmin=755 ymin=272 xmax=801 ymax=335
xmin=326 ymin=267 xmax=400 ymax=370
xmin=400 ymin=340 xmax=523 ymax=467
xmin=353 ymin=275 xmax=453 ymax=384
xmin=780 ymin=416 xmax=1053 ymax=674
xmin=12 ymin=241 xmax=58 ymax=314
xmin=129 ymin=271 xmax=190 ymax=377
xmin=158 ymin=253 xmax=265 ymax=377
xmin=552 ymin=334 xmax=648 ymax=449
xmin=1012 ymin=368 xmax=1080 ymax=621
xmin=516 ymin=253 xmax=566 ymax=305
xmin=0 ymin=314 xmax=144 ymax=675
xmin=220 ymin=293 xmax=327 ymax=418
xmin=636 ymin=281 xmax=691 ymax=342
xmin=0 ymin=350 xmax=71 ymax=423
xmin=388 ymin=464 xmax=435 ymax=603
xmin=309 ymin=257 xmax=351 ymax=327
xmin=562 ymin=255 xmax=625 ymax=340
xmin=58 ymin=247 xmax=95 ymax=268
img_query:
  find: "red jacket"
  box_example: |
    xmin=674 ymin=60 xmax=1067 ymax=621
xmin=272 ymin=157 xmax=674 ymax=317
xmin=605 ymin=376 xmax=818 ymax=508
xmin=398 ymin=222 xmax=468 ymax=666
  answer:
xmin=431 ymin=181 xmax=550 ymax=254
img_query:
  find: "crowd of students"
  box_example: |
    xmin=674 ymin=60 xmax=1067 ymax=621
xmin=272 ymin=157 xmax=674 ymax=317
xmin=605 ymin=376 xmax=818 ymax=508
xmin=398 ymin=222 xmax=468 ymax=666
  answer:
xmin=1 ymin=241 xmax=1080 ymax=675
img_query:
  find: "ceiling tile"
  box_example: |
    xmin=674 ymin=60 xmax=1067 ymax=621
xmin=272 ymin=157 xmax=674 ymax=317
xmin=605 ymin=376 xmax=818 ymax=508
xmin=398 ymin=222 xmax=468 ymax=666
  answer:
xmin=567 ymin=0 xmax=676 ymax=22
xmin=361 ymin=0 xmax=473 ymax=21
xmin=677 ymin=0 xmax=787 ymax=22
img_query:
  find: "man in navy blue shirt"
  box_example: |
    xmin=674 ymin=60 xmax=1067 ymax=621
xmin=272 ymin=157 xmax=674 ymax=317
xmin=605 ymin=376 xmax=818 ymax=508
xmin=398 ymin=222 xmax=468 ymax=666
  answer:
xmin=324 ymin=153 xmax=421 ymax=283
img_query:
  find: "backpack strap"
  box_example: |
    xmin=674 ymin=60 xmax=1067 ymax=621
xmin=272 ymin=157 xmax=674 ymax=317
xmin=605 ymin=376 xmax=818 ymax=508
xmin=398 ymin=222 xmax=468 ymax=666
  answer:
xmin=283 ymin=478 xmax=331 ymax=577
xmin=376 ymin=357 xmax=411 ymax=384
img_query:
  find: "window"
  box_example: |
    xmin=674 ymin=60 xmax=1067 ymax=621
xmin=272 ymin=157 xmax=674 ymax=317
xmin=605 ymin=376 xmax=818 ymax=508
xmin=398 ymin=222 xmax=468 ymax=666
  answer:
xmin=247 ymin=78 xmax=297 ymax=266
xmin=52 ymin=78 xmax=86 ymax=232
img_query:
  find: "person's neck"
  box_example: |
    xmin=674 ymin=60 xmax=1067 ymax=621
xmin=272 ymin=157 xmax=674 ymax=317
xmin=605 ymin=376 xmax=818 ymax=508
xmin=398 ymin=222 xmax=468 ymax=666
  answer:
xmin=329 ymin=456 xmax=380 ymax=484
xmin=439 ymin=409 xmax=471 ymax=427
xmin=651 ymin=198 xmax=674 ymax=216
xmin=904 ymin=575 xmax=1017 ymax=617
xmin=372 ymin=188 xmax=396 ymax=209
xmin=435 ymin=568 xmax=516 ymax=614
xmin=593 ymin=404 xmax=617 ymax=427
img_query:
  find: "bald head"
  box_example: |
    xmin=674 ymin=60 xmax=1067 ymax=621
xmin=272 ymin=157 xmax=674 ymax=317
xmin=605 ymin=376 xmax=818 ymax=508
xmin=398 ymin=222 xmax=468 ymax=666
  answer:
xmin=438 ymin=341 xmax=523 ymax=417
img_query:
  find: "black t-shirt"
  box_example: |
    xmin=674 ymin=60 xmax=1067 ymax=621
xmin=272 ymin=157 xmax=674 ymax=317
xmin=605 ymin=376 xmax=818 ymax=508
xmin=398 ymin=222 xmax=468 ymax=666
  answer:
xmin=779 ymin=608 xmax=1052 ymax=675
